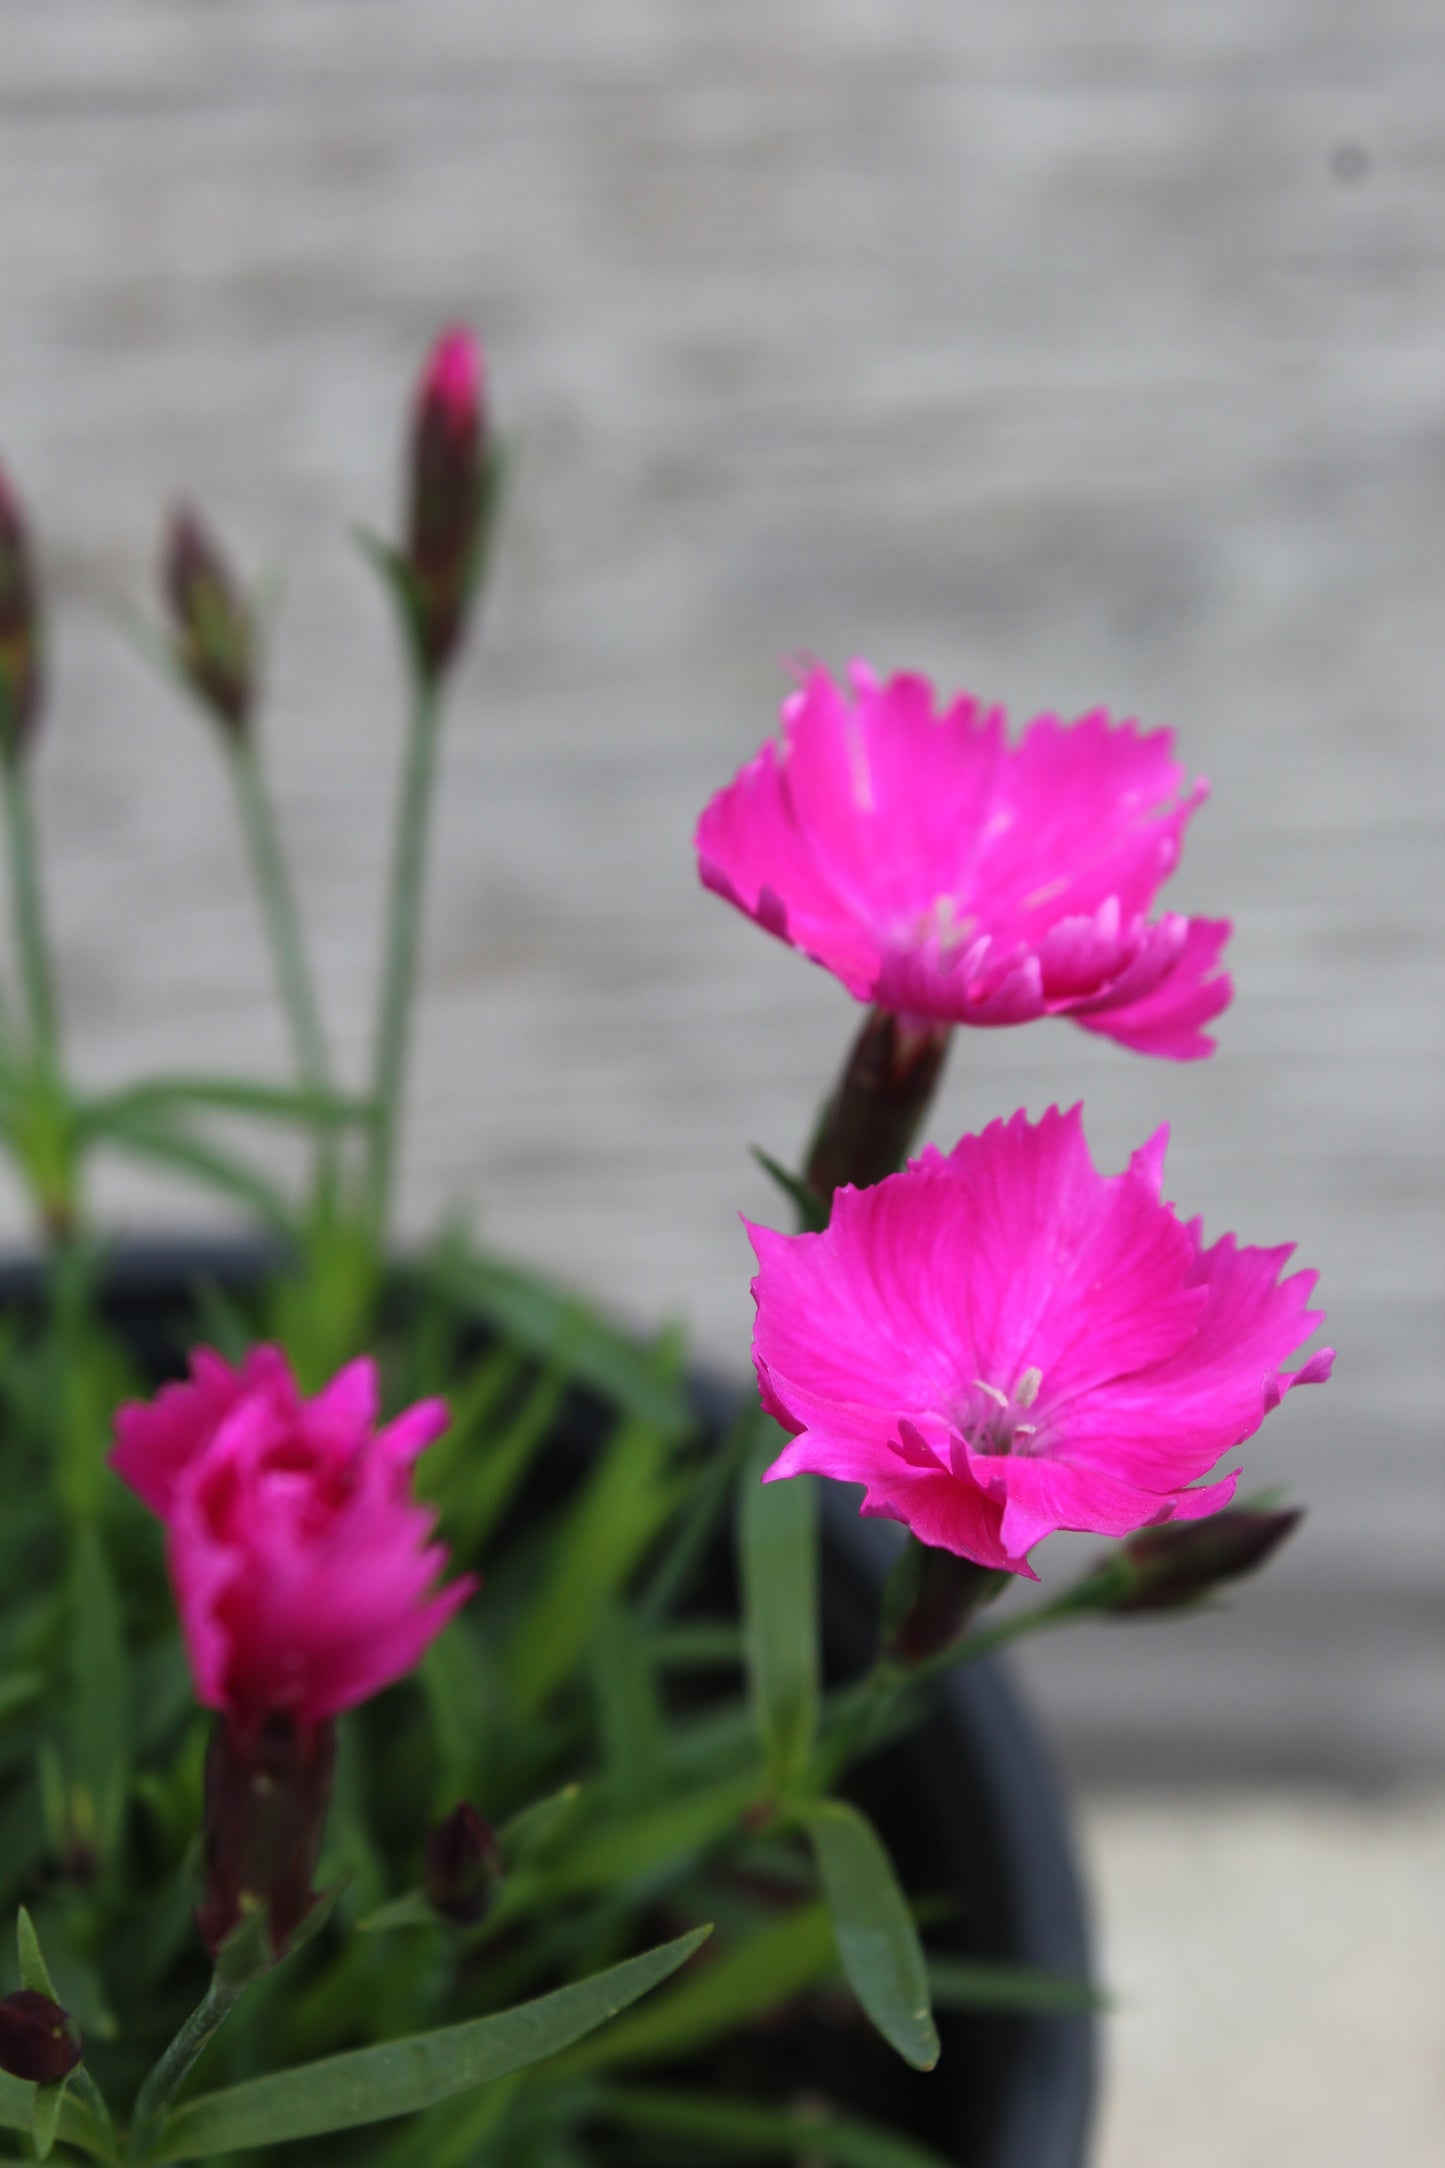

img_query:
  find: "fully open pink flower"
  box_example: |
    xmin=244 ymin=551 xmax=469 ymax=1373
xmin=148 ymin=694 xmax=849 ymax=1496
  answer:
xmin=749 ymin=1107 xmax=1332 ymax=1576
xmin=112 ymin=1347 xmax=474 ymax=1729
xmin=697 ymin=662 xmax=1231 ymax=1059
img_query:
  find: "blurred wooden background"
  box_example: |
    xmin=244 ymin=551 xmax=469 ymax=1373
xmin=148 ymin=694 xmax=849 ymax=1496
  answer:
xmin=1 ymin=0 xmax=1441 ymax=1786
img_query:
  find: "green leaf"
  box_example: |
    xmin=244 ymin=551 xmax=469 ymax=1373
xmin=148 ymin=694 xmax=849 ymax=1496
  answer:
xmin=448 ymin=1357 xmax=570 ymax=1557
xmin=590 ymin=1604 xmax=662 ymax=1810
xmin=357 ymin=1891 xmax=437 ymax=1936
xmin=31 ymin=2077 xmax=64 ymax=2160
xmin=544 ymin=1774 xmax=756 ymax=1900
xmin=16 ymin=1906 xmax=56 ymax=1996
xmin=739 ymin=1413 xmax=819 ymax=1797
xmin=75 ymin=1076 xmax=375 ymax=1141
xmin=750 ymin=1146 xmax=829 ymax=1233
xmin=0 ymin=2072 xmax=111 ymax=2162
xmin=803 ymin=1800 xmax=939 ymax=2071
xmin=927 ymin=1956 xmax=1105 ymax=2014
xmin=509 ymin=1389 xmax=685 ymax=1716
xmin=498 ymin=1783 xmax=583 ymax=1869
xmin=638 ymin=1405 xmax=754 ymax=1624
xmin=144 ymin=1927 xmax=711 ymax=2160
xmin=69 ymin=1521 xmax=128 ymax=1859
xmin=554 ymin=1901 xmax=836 ymax=2077
xmin=418 ymin=1242 xmax=694 ymax=1437
xmin=598 ymin=2083 xmax=957 ymax=2168
xmin=96 ymin=1116 xmax=296 ymax=1233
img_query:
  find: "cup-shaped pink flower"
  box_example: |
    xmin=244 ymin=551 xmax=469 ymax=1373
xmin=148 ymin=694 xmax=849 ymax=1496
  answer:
xmin=111 ymin=1345 xmax=475 ymax=1730
xmin=749 ymin=1106 xmax=1332 ymax=1576
xmin=697 ymin=662 xmax=1232 ymax=1060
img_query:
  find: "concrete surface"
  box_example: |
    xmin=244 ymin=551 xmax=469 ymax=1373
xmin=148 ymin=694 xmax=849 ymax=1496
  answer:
xmin=1083 ymin=1785 xmax=1445 ymax=2168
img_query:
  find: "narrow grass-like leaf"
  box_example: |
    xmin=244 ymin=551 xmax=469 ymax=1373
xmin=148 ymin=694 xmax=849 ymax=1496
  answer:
xmin=804 ymin=1801 xmax=939 ymax=2071
xmin=31 ymin=2078 xmax=64 ymax=2160
xmin=16 ymin=1906 xmax=56 ymax=1995
xmin=927 ymin=1956 xmax=1105 ymax=2013
xmin=0 ymin=2073 xmax=112 ymax=2162
xmin=450 ymin=1358 xmax=570 ymax=1557
xmin=69 ymin=1521 xmax=127 ymax=1857
xmin=509 ymin=1394 xmax=684 ymax=1716
xmin=739 ymin=1414 xmax=818 ymax=1797
xmin=358 ymin=1892 xmax=437 ymax=1936
xmin=544 ymin=1774 xmax=756 ymax=1899
xmin=599 ymin=2083 xmax=957 ymax=2167
xmin=498 ymin=1783 xmax=582 ymax=1869
xmin=98 ymin=1117 xmax=295 ymax=1233
xmin=145 ymin=1927 xmax=711 ymax=2160
xmin=591 ymin=1604 xmax=662 ymax=1809
xmin=418 ymin=1245 xmax=694 ymax=1436
xmin=638 ymin=1405 xmax=753 ymax=1624
xmin=554 ymin=1902 xmax=836 ymax=2077
xmin=75 ymin=1076 xmax=374 ymax=1140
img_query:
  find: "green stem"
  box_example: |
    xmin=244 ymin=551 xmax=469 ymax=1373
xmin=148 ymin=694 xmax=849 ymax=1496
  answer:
xmin=1 ymin=756 xmax=60 ymax=1076
xmin=229 ymin=741 xmax=336 ymax=1196
xmin=365 ymin=676 xmax=442 ymax=1243
xmin=815 ymin=1587 xmax=1100 ymax=1788
xmin=127 ymin=1971 xmax=245 ymax=2162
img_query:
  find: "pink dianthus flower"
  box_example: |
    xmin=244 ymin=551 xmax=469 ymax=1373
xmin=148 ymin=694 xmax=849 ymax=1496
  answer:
xmin=697 ymin=662 xmax=1231 ymax=1060
xmin=749 ymin=1106 xmax=1332 ymax=1576
xmin=112 ymin=1346 xmax=474 ymax=1731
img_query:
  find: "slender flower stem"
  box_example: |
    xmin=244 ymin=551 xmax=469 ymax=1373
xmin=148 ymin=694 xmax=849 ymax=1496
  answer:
xmin=127 ymin=1971 xmax=245 ymax=2162
xmin=816 ymin=1585 xmax=1101 ymax=1788
xmin=229 ymin=740 xmax=336 ymax=1198
xmin=1 ymin=757 xmax=60 ymax=1077
xmin=365 ymin=675 xmax=441 ymax=1242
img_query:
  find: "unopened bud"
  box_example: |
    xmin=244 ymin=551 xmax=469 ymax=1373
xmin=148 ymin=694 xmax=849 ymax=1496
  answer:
xmin=805 ymin=1007 xmax=950 ymax=1210
xmin=424 ymin=1801 xmax=504 ymax=1927
xmin=405 ymin=325 xmax=487 ymax=681
xmin=1106 ymin=1506 xmax=1303 ymax=1614
xmin=0 ymin=1991 xmax=82 ymax=2085
xmin=196 ymin=1714 xmax=336 ymax=1963
xmin=882 ymin=1534 xmax=1008 ymax=1666
xmin=163 ymin=505 xmax=254 ymax=736
xmin=0 ymin=464 xmax=43 ymax=762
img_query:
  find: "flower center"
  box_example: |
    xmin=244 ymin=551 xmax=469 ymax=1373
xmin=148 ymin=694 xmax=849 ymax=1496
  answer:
xmin=960 ymin=1365 xmax=1043 ymax=1455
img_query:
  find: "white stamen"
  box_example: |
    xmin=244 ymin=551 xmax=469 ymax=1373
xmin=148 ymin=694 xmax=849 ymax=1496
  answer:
xmin=973 ymin=1380 xmax=1010 ymax=1410
xmin=1016 ymin=1366 xmax=1042 ymax=1409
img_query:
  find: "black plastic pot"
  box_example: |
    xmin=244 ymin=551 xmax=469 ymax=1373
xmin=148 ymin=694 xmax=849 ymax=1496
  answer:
xmin=0 ymin=1241 xmax=1096 ymax=2168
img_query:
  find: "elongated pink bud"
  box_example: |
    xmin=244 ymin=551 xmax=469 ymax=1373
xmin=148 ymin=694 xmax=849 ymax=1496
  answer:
xmin=0 ymin=463 xmax=43 ymax=762
xmin=405 ymin=326 xmax=487 ymax=681
xmin=162 ymin=505 xmax=254 ymax=737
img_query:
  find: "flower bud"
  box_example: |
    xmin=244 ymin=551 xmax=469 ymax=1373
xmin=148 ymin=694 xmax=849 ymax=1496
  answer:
xmin=882 ymin=1535 xmax=1008 ymax=1666
xmin=805 ymin=1007 xmax=951 ymax=1209
xmin=424 ymin=1802 xmax=504 ymax=1928
xmin=1105 ymin=1505 xmax=1303 ymax=1614
xmin=196 ymin=1713 xmax=336 ymax=1963
xmin=162 ymin=504 xmax=253 ymax=736
xmin=0 ymin=464 xmax=43 ymax=763
xmin=405 ymin=326 xmax=487 ymax=682
xmin=0 ymin=1990 xmax=82 ymax=2085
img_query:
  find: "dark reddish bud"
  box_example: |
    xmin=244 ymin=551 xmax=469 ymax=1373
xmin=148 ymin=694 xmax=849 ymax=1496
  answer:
xmin=196 ymin=1714 xmax=336 ymax=1962
xmin=805 ymin=1007 xmax=951 ymax=1212
xmin=405 ymin=326 xmax=487 ymax=681
xmin=0 ymin=464 xmax=43 ymax=762
xmin=1106 ymin=1506 xmax=1304 ymax=1614
xmin=0 ymin=1991 xmax=82 ymax=2085
xmin=882 ymin=1535 xmax=1008 ymax=1666
xmin=424 ymin=1802 xmax=504 ymax=1927
xmin=163 ymin=504 xmax=254 ymax=736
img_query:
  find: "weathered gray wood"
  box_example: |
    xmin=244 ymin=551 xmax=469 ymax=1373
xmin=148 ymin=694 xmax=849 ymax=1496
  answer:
xmin=0 ymin=0 xmax=1440 ymax=1777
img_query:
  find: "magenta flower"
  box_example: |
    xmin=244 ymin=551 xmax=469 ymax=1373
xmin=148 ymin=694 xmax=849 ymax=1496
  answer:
xmin=749 ymin=1107 xmax=1332 ymax=1576
xmin=112 ymin=1346 xmax=474 ymax=1730
xmin=697 ymin=662 xmax=1231 ymax=1060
